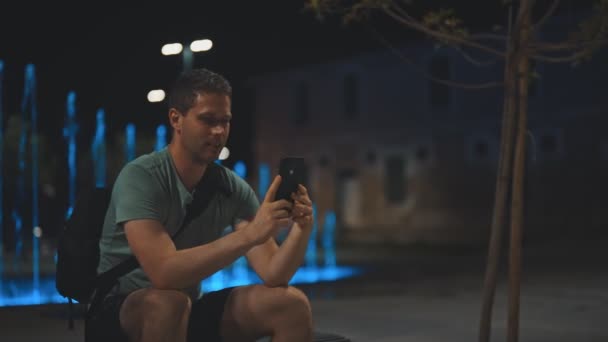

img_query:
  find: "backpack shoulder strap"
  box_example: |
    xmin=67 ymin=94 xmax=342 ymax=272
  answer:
xmin=172 ymin=162 xmax=233 ymax=238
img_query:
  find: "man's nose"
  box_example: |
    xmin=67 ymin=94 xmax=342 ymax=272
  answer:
xmin=211 ymin=124 xmax=225 ymax=135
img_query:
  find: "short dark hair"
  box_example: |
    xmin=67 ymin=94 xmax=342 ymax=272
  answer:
xmin=167 ymin=68 xmax=232 ymax=114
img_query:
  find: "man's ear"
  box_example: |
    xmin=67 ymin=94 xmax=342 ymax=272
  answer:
xmin=168 ymin=108 xmax=181 ymax=133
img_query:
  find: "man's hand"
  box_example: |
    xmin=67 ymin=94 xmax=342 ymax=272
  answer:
xmin=247 ymin=175 xmax=293 ymax=245
xmin=241 ymin=181 xmax=315 ymax=287
xmin=290 ymin=184 xmax=313 ymax=231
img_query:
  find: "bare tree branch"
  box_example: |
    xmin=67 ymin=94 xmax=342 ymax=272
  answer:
xmin=530 ymin=49 xmax=591 ymax=63
xmin=469 ymin=33 xmax=509 ymax=42
xmin=391 ymin=0 xmax=417 ymax=22
xmin=385 ymin=4 xmax=507 ymax=58
xmin=368 ymin=25 xmax=504 ymax=89
xmin=453 ymin=45 xmax=498 ymax=67
xmin=532 ymin=0 xmax=560 ymax=32
xmin=531 ymin=38 xmax=608 ymax=51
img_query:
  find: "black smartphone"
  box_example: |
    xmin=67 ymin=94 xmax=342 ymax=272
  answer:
xmin=275 ymin=157 xmax=307 ymax=202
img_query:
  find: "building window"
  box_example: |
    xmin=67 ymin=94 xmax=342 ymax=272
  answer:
xmin=319 ymin=155 xmax=330 ymax=167
xmin=429 ymin=56 xmax=451 ymax=107
xmin=532 ymin=129 xmax=563 ymax=160
xmin=384 ymin=155 xmax=406 ymax=203
xmin=415 ymin=146 xmax=430 ymax=162
xmin=343 ymin=73 xmax=358 ymax=119
xmin=365 ymin=151 xmax=376 ymax=165
xmin=292 ymin=81 xmax=309 ymax=125
xmin=474 ymin=141 xmax=489 ymax=159
xmin=540 ymin=134 xmax=557 ymax=154
xmin=467 ymin=135 xmax=496 ymax=162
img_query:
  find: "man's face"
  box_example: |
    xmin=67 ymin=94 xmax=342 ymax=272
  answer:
xmin=174 ymin=92 xmax=232 ymax=165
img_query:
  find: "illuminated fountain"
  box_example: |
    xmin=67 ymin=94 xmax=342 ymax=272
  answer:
xmin=16 ymin=64 xmax=41 ymax=301
xmin=155 ymin=124 xmax=167 ymax=151
xmin=322 ymin=211 xmax=337 ymax=268
xmin=91 ymin=109 xmax=106 ymax=188
xmin=63 ymin=91 xmax=78 ymax=220
xmin=125 ymin=123 xmax=136 ymax=163
xmin=231 ymin=161 xmax=250 ymax=283
xmin=0 ymin=60 xmax=4 ymax=288
xmin=257 ymin=163 xmax=271 ymax=201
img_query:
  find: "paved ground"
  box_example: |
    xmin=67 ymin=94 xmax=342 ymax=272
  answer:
xmin=1 ymin=236 xmax=607 ymax=341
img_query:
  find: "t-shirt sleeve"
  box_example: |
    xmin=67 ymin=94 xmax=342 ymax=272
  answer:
xmin=233 ymin=175 xmax=260 ymax=223
xmin=113 ymin=164 xmax=165 ymax=225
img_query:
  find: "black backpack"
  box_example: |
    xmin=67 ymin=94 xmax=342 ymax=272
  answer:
xmin=55 ymin=163 xmax=231 ymax=328
xmin=56 ymin=186 xmax=112 ymax=305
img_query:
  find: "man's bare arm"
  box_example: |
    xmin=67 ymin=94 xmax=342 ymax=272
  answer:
xmin=238 ymin=180 xmax=315 ymax=287
xmin=124 ymin=219 xmax=256 ymax=290
xmin=124 ymin=184 xmax=292 ymax=290
xmin=240 ymin=221 xmax=312 ymax=287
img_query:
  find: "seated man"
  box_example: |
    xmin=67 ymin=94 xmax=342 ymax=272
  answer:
xmin=88 ymin=68 xmax=314 ymax=342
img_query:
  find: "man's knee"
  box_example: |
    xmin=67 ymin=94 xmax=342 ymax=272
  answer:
xmin=284 ymin=287 xmax=312 ymax=315
xmin=119 ymin=289 xmax=192 ymax=342
xmin=140 ymin=289 xmax=192 ymax=319
xmin=268 ymin=286 xmax=312 ymax=322
xmin=220 ymin=285 xmax=313 ymax=340
xmin=122 ymin=288 xmax=192 ymax=327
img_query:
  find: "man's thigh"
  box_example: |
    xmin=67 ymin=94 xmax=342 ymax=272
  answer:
xmin=216 ymin=284 xmax=311 ymax=341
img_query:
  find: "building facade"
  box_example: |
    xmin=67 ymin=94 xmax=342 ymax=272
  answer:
xmin=244 ymin=37 xmax=608 ymax=245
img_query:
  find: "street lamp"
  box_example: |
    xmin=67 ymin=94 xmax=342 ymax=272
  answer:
xmin=161 ymin=38 xmax=213 ymax=71
xmin=147 ymin=89 xmax=166 ymax=103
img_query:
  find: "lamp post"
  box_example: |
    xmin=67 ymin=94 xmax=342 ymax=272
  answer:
xmin=161 ymin=39 xmax=213 ymax=72
xmin=151 ymin=39 xmax=226 ymax=160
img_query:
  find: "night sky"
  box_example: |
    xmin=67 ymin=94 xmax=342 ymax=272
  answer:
xmin=0 ymin=1 xmax=589 ymax=164
xmin=1 ymin=2 xmax=381 ymax=153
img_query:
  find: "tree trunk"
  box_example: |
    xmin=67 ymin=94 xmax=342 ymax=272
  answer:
xmin=478 ymin=9 xmax=519 ymax=342
xmin=507 ymin=1 xmax=532 ymax=341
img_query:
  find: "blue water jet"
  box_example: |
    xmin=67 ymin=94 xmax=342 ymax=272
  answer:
xmin=91 ymin=109 xmax=106 ymax=188
xmin=0 ymin=60 xmax=4 ymax=284
xmin=155 ymin=124 xmax=167 ymax=151
xmin=258 ymin=163 xmax=270 ymax=201
xmin=63 ymin=91 xmax=78 ymax=219
xmin=233 ymin=160 xmax=247 ymax=179
xmin=305 ymin=204 xmax=318 ymax=269
xmin=322 ymin=211 xmax=337 ymax=268
xmin=13 ymin=66 xmax=30 ymax=272
xmin=21 ymin=64 xmax=40 ymax=301
xmin=125 ymin=123 xmax=136 ymax=163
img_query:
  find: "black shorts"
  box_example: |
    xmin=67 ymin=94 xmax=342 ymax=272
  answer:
xmin=85 ymin=287 xmax=235 ymax=342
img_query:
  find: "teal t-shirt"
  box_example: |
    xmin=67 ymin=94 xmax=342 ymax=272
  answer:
xmin=97 ymin=148 xmax=259 ymax=299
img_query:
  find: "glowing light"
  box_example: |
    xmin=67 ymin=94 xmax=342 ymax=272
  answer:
xmin=234 ymin=161 xmax=247 ymax=178
xmin=155 ymin=125 xmax=167 ymax=151
xmin=161 ymin=43 xmax=183 ymax=56
xmin=33 ymin=226 xmax=42 ymax=238
xmin=219 ymin=146 xmax=230 ymax=160
xmin=258 ymin=163 xmax=270 ymax=201
xmin=190 ymin=39 xmax=213 ymax=52
xmin=125 ymin=123 xmax=136 ymax=162
xmin=0 ymin=277 xmax=68 ymax=307
xmin=1 ymin=267 xmax=363 ymax=307
xmin=201 ymin=265 xmax=363 ymax=293
xmin=147 ymin=89 xmax=165 ymax=103
xmin=92 ymin=109 xmax=107 ymax=188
